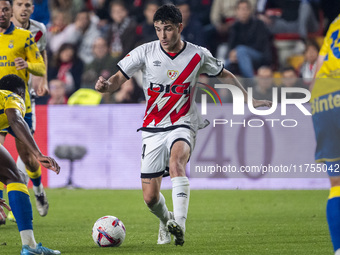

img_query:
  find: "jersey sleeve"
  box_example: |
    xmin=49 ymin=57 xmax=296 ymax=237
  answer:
xmin=36 ymin=22 xmax=47 ymax=52
xmin=25 ymin=32 xmax=46 ymax=76
xmin=4 ymin=93 xmax=26 ymax=117
xmin=199 ymin=47 xmax=224 ymax=76
xmin=117 ymin=45 xmax=146 ymax=79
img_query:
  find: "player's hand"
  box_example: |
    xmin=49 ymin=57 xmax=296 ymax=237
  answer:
xmin=32 ymin=76 xmax=49 ymax=96
xmin=14 ymin=57 xmax=28 ymax=70
xmin=0 ymin=199 xmax=11 ymax=222
xmin=253 ymin=99 xmax=272 ymax=108
xmin=95 ymin=76 xmax=110 ymax=93
xmin=36 ymin=155 xmax=61 ymax=174
xmin=36 ymin=81 xmax=49 ymax=96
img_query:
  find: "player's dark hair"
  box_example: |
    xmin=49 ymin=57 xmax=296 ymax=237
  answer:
xmin=153 ymin=4 xmax=182 ymax=25
xmin=0 ymin=74 xmax=25 ymax=96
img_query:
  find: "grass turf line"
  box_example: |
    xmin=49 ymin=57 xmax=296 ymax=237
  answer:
xmin=0 ymin=189 xmax=332 ymax=255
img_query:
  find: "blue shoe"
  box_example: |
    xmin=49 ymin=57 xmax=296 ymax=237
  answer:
xmin=21 ymin=243 xmax=61 ymax=255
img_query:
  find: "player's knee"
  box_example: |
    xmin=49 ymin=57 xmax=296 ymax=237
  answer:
xmin=144 ymin=194 xmax=158 ymax=208
xmin=19 ymin=151 xmax=38 ymax=170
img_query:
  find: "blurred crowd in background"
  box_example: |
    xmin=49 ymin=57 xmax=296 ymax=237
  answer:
xmin=32 ymin=0 xmax=339 ymax=105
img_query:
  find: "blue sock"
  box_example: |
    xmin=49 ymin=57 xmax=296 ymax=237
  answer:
xmin=7 ymin=183 xmax=33 ymax=231
xmin=30 ymin=176 xmax=41 ymax=187
xmin=27 ymin=166 xmax=42 ymax=187
xmin=327 ymin=186 xmax=340 ymax=251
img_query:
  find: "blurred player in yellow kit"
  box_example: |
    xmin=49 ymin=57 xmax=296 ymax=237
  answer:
xmin=0 ymin=0 xmax=48 ymax=223
xmin=311 ymin=13 xmax=340 ymax=255
xmin=0 ymin=74 xmax=60 ymax=255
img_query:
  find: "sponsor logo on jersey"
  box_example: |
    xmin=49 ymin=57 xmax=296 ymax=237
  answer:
xmin=167 ymin=70 xmax=178 ymax=80
xmin=153 ymin=60 xmax=161 ymax=67
xmin=149 ymin=82 xmax=191 ymax=95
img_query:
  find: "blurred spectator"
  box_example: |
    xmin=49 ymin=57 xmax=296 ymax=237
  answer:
xmin=31 ymin=0 xmax=50 ymax=25
xmin=299 ymin=39 xmax=320 ymax=86
xmin=129 ymin=0 xmax=160 ymax=24
xmin=136 ymin=0 xmax=159 ymax=45
xmin=281 ymin=66 xmax=307 ymax=99
xmin=82 ymin=37 xmax=120 ymax=89
xmin=67 ymin=88 xmax=103 ymax=105
xmin=189 ymin=0 xmax=212 ymax=26
xmin=90 ymin=0 xmax=111 ymax=32
xmin=103 ymin=78 xmax=144 ymax=104
xmin=50 ymin=0 xmax=85 ymax=17
xmin=48 ymin=8 xmax=101 ymax=64
xmin=210 ymin=0 xmax=257 ymax=36
xmin=253 ymin=66 xmax=275 ymax=101
xmin=225 ymin=0 xmax=272 ymax=78
xmin=46 ymin=9 xmax=71 ymax=55
xmin=176 ymin=0 xmax=204 ymax=46
xmin=257 ymin=0 xmax=320 ymax=44
xmin=48 ymin=43 xmax=84 ymax=97
xmin=106 ymin=0 xmax=138 ymax=58
xmin=47 ymin=79 xmax=68 ymax=105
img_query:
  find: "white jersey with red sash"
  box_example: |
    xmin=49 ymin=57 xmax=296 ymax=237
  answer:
xmin=117 ymin=40 xmax=223 ymax=132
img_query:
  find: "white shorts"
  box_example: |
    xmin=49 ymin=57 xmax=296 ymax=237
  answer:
xmin=140 ymin=127 xmax=196 ymax=178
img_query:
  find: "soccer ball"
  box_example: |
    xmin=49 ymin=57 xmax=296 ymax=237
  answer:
xmin=92 ymin=216 xmax=126 ymax=247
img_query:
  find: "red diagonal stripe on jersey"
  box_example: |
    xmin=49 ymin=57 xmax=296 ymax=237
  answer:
xmin=143 ymin=53 xmax=201 ymax=127
xmin=34 ymin=31 xmax=43 ymax=43
xmin=173 ymin=53 xmax=201 ymax=84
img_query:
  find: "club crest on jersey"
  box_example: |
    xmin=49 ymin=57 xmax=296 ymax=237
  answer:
xmin=8 ymin=40 xmax=14 ymax=49
xmin=167 ymin=70 xmax=178 ymax=80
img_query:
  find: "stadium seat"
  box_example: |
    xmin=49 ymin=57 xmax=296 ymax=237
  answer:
xmin=54 ymin=145 xmax=87 ymax=189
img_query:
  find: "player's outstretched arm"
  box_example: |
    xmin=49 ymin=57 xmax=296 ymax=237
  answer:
xmin=95 ymin=71 xmax=128 ymax=94
xmin=218 ymin=69 xmax=272 ymax=108
xmin=5 ymin=108 xmax=60 ymax=174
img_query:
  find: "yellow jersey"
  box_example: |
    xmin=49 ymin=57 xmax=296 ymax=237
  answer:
xmin=0 ymin=22 xmax=45 ymax=113
xmin=312 ymin=15 xmax=340 ymax=100
xmin=0 ymin=90 xmax=25 ymax=130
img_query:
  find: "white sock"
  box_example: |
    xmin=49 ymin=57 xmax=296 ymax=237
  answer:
xmin=149 ymin=193 xmax=170 ymax=226
xmin=20 ymin=229 xmax=37 ymax=248
xmin=335 ymin=248 xmax=340 ymax=255
xmin=172 ymin=176 xmax=190 ymax=231
xmin=16 ymin=156 xmax=29 ymax=186
xmin=33 ymin=183 xmax=44 ymax=195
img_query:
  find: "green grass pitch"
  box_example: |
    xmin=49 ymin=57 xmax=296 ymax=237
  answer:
xmin=0 ymin=189 xmax=332 ymax=255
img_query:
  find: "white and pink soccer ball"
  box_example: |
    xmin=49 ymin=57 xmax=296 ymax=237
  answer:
xmin=92 ymin=216 xmax=126 ymax=247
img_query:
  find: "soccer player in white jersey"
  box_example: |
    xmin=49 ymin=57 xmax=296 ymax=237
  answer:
xmin=2 ymin=0 xmax=49 ymax=220
xmin=96 ymin=4 xmax=271 ymax=246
